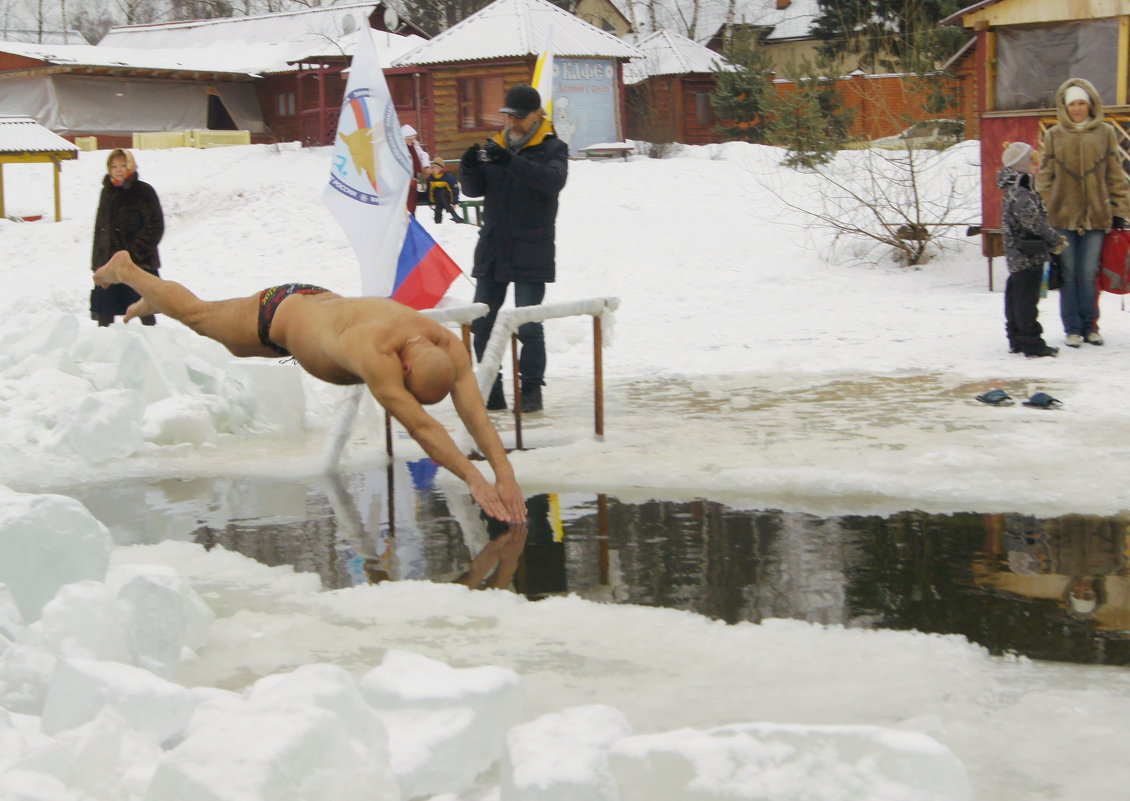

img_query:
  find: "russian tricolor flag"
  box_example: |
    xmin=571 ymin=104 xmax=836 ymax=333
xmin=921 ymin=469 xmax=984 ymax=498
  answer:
xmin=391 ymin=216 xmax=464 ymax=310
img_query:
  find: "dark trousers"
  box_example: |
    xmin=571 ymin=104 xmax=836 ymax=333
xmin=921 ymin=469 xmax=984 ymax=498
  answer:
xmin=432 ymin=188 xmax=462 ymax=223
xmin=1004 ymin=266 xmax=1046 ymax=354
xmin=472 ymin=278 xmax=545 ymax=388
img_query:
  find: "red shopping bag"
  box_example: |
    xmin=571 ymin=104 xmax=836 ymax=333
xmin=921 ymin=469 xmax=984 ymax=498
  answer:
xmin=1099 ymin=229 xmax=1130 ymax=294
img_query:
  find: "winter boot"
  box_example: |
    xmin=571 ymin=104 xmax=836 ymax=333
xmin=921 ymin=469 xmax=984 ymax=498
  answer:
xmin=520 ymin=384 xmax=543 ymax=413
xmin=486 ymin=377 xmax=507 ymax=411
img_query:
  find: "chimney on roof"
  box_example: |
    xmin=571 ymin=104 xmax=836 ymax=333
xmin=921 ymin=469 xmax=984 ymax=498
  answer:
xmin=776 ymin=0 xmax=790 ymax=8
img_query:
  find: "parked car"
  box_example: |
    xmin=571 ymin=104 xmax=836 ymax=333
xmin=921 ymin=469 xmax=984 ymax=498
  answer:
xmin=871 ymin=119 xmax=965 ymax=150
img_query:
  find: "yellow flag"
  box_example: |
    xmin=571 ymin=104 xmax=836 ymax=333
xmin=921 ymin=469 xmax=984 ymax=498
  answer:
xmin=532 ymin=24 xmax=555 ymax=120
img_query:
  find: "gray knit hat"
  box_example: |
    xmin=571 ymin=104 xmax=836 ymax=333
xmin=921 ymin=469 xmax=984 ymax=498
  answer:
xmin=1002 ymin=141 xmax=1033 ymax=171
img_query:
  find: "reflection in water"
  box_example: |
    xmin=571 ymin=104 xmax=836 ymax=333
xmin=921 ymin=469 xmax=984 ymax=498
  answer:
xmin=57 ymin=467 xmax=1130 ymax=666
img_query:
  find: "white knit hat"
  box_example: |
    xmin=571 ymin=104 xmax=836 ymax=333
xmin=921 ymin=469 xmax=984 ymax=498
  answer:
xmin=1064 ymin=85 xmax=1091 ymax=106
xmin=1001 ymin=141 xmax=1033 ymax=170
xmin=401 ymin=124 xmax=418 ymax=137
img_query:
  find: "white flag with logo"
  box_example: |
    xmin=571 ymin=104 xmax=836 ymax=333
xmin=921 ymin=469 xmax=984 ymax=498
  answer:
xmin=323 ymin=23 xmax=413 ymax=297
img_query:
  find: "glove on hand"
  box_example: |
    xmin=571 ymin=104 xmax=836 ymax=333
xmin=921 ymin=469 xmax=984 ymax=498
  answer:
xmin=1113 ymin=216 xmax=1127 ymax=230
xmin=461 ymin=144 xmax=481 ymax=170
xmin=1052 ymin=236 xmax=1068 ymax=255
xmin=484 ymin=140 xmax=512 ymax=167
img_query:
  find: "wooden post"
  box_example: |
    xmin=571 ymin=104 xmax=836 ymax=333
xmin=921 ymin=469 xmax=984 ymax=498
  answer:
xmin=1119 ymin=17 xmax=1129 ymax=108
xmin=593 ymin=315 xmax=604 ymax=438
xmin=511 ymin=333 xmax=523 ymax=450
xmin=597 ymin=493 xmax=609 ymax=585
xmin=53 ymin=158 xmax=62 ymax=222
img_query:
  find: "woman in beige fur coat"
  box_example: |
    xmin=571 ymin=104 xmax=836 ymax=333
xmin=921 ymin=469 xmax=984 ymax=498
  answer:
xmin=1037 ymin=78 xmax=1130 ymax=348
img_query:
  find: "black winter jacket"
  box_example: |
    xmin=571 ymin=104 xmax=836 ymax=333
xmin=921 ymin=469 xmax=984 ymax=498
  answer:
xmin=999 ymin=166 xmax=1063 ymax=274
xmin=460 ymin=120 xmax=568 ymax=283
xmin=91 ymin=172 xmax=164 ymax=270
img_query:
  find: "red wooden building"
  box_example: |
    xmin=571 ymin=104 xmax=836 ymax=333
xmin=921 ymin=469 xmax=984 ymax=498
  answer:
xmin=944 ymin=0 xmax=1130 ymax=252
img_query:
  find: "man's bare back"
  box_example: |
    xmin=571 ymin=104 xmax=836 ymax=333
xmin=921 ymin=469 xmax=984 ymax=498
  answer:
xmin=93 ymin=250 xmax=527 ymax=522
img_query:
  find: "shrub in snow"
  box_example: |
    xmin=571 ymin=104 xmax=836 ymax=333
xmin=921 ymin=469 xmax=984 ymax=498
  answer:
xmin=502 ymin=704 xmax=634 ymax=801
xmin=608 ymin=722 xmax=972 ymax=801
xmin=0 ymin=488 xmax=113 ymax=622
xmin=360 ymin=649 xmax=521 ymax=798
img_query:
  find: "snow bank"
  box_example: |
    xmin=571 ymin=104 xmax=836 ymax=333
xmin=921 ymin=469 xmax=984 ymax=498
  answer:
xmin=0 ymin=490 xmax=978 ymax=801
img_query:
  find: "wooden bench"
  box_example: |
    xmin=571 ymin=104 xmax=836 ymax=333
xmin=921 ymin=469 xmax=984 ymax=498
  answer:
xmin=579 ymin=143 xmax=635 ymax=161
xmin=459 ymin=199 xmax=484 ymax=226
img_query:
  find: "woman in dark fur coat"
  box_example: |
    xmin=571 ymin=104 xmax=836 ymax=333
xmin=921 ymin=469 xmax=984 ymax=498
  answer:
xmin=90 ymin=148 xmax=164 ymax=326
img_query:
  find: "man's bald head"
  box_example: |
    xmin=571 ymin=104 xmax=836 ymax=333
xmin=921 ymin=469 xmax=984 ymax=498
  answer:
xmin=404 ymin=340 xmax=455 ymax=405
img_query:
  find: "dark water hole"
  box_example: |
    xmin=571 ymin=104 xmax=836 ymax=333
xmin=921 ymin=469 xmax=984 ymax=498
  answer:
xmin=58 ymin=461 xmax=1130 ymax=666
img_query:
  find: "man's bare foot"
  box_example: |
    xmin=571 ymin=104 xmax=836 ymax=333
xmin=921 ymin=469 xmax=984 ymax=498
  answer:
xmin=93 ymin=250 xmax=135 ymax=288
xmin=124 ymin=298 xmax=156 ymax=323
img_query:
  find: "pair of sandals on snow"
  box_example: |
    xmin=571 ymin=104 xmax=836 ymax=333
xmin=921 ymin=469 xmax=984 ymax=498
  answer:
xmin=976 ymin=389 xmax=1062 ymax=409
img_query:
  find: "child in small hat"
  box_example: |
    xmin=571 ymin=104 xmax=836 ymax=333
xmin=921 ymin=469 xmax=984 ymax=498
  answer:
xmin=998 ymin=141 xmax=1067 ymax=358
xmin=425 ymin=160 xmax=464 ymax=224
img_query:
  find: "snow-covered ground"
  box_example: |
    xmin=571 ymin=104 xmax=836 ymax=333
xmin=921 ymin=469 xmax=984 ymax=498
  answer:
xmin=2 ymin=141 xmax=1129 ymax=800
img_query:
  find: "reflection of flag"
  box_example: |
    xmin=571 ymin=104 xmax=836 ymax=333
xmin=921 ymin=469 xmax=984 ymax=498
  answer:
xmin=392 ymin=217 xmax=463 ymax=310
xmin=323 ymin=23 xmax=411 ymax=297
xmin=532 ymin=24 xmax=555 ymax=120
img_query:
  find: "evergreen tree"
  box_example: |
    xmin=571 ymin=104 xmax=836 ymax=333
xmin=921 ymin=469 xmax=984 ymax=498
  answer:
xmin=811 ymin=0 xmax=968 ymax=73
xmin=709 ymin=42 xmax=776 ymax=144
xmin=766 ymin=58 xmax=854 ymax=169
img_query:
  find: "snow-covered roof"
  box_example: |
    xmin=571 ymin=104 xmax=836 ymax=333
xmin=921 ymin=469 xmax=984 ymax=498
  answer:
xmin=99 ymin=2 xmax=378 ymax=48
xmin=622 ymin=29 xmax=733 ymax=85
xmin=1 ymin=29 xmax=88 ymax=45
xmin=0 ymin=116 xmax=79 ymax=152
xmin=393 ymin=0 xmax=641 ymax=67
xmin=0 ymin=28 xmax=422 ymax=77
xmin=612 ymin=0 xmax=819 ymax=45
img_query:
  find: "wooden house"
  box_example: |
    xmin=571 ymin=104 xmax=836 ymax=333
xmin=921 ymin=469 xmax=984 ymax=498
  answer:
xmin=944 ymin=0 xmax=1130 ymax=243
xmin=391 ymin=0 xmax=642 ymax=159
xmin=623 ymin=30 xmax=733 ymax=144
xmin=0 ymin=3 xmax=423 ymax=148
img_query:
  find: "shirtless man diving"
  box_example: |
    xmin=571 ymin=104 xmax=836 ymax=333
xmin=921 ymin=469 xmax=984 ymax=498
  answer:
xmin=94 ymin=249 xmax=526 ymax=522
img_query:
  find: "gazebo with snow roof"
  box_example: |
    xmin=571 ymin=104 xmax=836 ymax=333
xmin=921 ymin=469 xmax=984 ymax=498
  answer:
xmin=0 ymin=116 xmax=78 ymax=222
xmin=392 ymin=0 xmax=642 ymax=157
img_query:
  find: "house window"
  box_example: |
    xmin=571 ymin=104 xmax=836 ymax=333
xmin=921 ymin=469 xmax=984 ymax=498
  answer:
xmin=276 ymin=92 xmax=296 ymax=117
xmin=457 ymin=75 xmax=505 ymax=130
xmin=695 ymin=92 xmax=715 ymax=127
xmin=388 ymin=75 xmax=415 ymax=110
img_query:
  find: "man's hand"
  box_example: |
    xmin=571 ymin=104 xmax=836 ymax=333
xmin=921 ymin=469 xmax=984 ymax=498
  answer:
xmin=461 ymin=144 xmax=481 ymax=170
xmin=483 ymin=141 xmax=511 ymax=167
xmin=467 ymin=474 xmax=527 ymax=522
xmin=494 ymin=476 xmax=526 ymax=522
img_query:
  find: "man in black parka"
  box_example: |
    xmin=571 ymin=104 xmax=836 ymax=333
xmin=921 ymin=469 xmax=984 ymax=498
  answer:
xmin=460 ymin=85 xmax=568 ymax=413
xmin=90 ymin=148 xmax=164 ymax=326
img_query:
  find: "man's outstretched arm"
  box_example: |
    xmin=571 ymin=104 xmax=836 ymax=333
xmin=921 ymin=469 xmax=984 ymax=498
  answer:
xmin=445 ymin=344 xmax=526 ymax=521
xmin=364 ymin=357 xmax=526 ymax=523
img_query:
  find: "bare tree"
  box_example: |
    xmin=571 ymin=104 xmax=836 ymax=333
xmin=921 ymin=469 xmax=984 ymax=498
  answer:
xmin=750 ymin=143 xmax=978 ymax=267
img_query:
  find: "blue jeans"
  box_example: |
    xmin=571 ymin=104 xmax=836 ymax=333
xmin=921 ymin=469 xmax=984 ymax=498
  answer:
xmin=472 ymin=278 xmax=546 ymax=387
xmin=1056 ymin=229 xmax=1104 ymax=335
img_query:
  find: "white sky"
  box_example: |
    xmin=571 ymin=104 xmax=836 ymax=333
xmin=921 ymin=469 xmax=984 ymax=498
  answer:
xmin=2 ymin=140 xmax=1130 ymax=799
